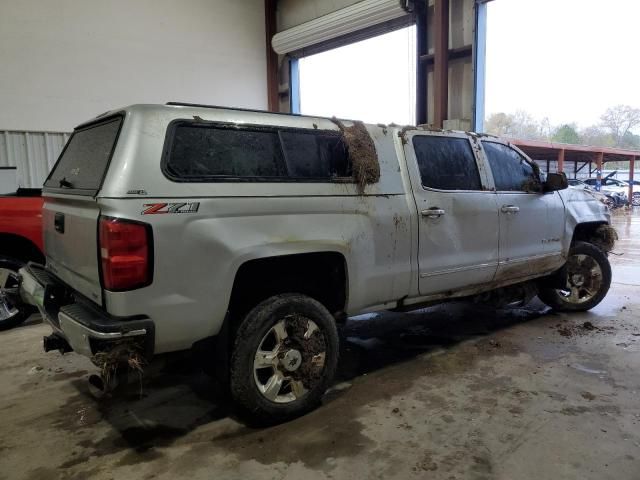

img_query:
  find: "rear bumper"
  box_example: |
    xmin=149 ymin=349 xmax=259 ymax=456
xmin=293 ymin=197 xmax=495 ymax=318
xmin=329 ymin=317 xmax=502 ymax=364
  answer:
xmin=19 ymin=263 xmax=154 ymax=358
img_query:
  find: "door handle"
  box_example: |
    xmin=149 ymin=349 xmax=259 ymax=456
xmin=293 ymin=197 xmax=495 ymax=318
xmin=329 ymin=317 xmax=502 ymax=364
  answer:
xmin=421 ymin=208 xmax=446 ymax=218
xmin=501 ymin=205 xmax=520 ymax=214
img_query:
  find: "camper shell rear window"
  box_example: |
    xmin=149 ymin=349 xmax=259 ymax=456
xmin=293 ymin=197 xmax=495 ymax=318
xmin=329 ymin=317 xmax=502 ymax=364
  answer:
xmin=162 ymin=120 xmax=352 ymax=182
xmin=44 ymin=114 xmax=123 ymax=196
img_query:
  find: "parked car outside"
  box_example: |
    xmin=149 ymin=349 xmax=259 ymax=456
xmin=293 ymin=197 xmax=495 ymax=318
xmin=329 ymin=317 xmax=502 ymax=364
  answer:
xmin=0 ymin=188 xmax=44 ymax=329
xmin=583 ymin=176 xmax=635 ymax=206
xmin=15 ymin=104 xmax=616 ymax=422
xmin=628 ymin=179 xmax=640 ymax=206
xmin=567 ymin=179 xmax=616 ymax=208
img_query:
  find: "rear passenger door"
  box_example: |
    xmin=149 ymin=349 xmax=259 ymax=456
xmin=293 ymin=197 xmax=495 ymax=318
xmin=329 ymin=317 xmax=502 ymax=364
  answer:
xmin=404 ymin=132 xmax=499 ymax=296
xmin=481 ymin=141 xmax=565 ymax=281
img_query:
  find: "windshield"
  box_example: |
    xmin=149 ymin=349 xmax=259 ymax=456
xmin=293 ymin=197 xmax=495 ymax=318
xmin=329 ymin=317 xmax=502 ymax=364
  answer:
xmin=44 ymin=115 xmax=122 ymax=195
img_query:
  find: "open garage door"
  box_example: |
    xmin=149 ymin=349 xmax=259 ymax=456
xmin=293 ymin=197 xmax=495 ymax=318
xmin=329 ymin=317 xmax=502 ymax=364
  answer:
xmin=271 ymin=0 xmax=416 ymax=124
xmin=272 ymin=0 xmax=413 ymax=56
xmin=297 ymin=26 xmax=416 ymax=125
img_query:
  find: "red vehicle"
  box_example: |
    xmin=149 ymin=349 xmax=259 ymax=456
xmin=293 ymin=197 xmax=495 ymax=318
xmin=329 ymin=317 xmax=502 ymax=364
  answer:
xmin=0 ymin=188 xmax=44 ymax=329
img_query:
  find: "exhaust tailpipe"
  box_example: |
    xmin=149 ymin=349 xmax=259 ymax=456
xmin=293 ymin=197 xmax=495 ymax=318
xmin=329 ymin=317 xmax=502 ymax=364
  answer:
xmin=43 ymin=334 xmax=72 ymax=353
xmin=87 ymin=354 xmax=174 ymax=400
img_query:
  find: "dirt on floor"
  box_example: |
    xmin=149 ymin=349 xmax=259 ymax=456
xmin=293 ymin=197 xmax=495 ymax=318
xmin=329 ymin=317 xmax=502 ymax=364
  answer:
xmin=0 ymin=214 xmax=639 ymax=480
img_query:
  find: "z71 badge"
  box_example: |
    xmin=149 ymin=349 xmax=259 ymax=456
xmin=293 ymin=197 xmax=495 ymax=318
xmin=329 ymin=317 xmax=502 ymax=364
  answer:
xmin=142 ymin=202 xmax=200 ymax=215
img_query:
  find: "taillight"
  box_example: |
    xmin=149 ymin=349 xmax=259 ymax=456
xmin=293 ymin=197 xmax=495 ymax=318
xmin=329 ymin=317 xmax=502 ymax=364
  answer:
xmin=99 ymin=216 xmax=152 ymax=291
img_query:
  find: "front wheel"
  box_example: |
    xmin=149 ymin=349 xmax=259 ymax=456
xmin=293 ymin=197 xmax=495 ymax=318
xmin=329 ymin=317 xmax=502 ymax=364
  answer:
xmin=538 ymin=241 xmax=612 ymax=312
xmin=0 ymin=256 xmax=33 ymax=330
xmin=229 ymin=293 xmax=339 ymax=424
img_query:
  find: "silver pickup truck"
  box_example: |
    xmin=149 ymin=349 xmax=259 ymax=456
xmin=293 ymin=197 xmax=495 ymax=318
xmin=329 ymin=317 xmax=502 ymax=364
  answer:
xmin=15 ymin=103 xmax=615 ymax=422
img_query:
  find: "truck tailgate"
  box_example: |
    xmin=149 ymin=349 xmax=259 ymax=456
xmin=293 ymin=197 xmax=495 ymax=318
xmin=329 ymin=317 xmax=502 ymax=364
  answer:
xmin=43 ymin=197 xmax=102 ymax=304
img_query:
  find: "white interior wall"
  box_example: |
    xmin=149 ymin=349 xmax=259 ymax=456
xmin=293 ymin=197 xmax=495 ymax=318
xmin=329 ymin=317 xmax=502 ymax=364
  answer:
xmin=0 ymin=0 xmax=267 ymax=132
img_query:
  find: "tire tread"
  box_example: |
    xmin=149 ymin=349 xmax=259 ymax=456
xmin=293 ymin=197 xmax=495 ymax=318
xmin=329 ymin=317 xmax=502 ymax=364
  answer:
xmin=229 ymin=293 xmax=339 ymax=425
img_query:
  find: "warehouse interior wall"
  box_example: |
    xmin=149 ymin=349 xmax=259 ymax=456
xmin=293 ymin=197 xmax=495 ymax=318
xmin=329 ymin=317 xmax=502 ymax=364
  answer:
xmin=0 ymin=0 xmax=268 ymax=132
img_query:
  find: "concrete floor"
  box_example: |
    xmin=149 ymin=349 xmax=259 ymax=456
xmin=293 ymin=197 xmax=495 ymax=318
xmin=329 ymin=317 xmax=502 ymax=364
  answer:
xmin=1 ymin=212 xmax=639 ymax=480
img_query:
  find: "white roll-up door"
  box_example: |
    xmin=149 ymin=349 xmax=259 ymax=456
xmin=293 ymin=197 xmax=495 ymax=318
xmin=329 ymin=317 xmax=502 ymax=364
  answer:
xmin=272 ymin=0 xmax=411 ymax=55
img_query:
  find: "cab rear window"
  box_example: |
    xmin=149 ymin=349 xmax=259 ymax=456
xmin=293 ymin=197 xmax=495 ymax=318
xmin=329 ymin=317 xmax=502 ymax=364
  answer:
xmin=162 ymin=121 xmax=351 ymax=182
xmin=44 ymin=116 xmax=122 ymax=195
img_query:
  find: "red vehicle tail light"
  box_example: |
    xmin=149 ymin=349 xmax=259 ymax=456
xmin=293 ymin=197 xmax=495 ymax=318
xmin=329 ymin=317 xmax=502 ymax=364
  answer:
xmin=99 ymin=216 xmax=152 ymax=291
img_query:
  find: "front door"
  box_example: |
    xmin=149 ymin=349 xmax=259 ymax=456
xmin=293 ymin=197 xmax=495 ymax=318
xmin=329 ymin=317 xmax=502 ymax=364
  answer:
xmin=481 ymin=141 xmax=565 ymax=281
xmin=404 ymin=132 xmax=499 ymax=296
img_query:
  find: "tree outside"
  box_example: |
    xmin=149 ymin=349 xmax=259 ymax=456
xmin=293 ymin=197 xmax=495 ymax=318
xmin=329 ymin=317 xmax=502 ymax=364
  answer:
xmin=600 ymin=105 xmax=640 ymax=147
xmin=552 ymin=124 xmax=580 ymax=144
xmin=484 ymin=104 xmax=640 ymax=151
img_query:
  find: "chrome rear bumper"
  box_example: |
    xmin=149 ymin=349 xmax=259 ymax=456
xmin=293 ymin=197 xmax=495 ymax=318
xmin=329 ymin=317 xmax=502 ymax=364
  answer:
xmin=19 ymin=264 xmax=154 ymax=357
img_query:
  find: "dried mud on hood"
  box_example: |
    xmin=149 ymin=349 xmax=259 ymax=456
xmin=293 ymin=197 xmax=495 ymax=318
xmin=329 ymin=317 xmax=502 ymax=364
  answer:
xmin=332 ymin=118 xmax=380 ymax=192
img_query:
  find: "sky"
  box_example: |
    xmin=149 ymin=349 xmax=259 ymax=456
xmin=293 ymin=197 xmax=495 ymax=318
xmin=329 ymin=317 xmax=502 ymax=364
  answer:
xmin=486 ymin=0 xmax=640 ymax=129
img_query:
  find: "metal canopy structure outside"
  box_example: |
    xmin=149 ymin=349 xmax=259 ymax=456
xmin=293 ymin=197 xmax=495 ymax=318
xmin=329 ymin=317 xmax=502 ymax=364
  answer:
xmin=511 ymin=138 xmax=638 ymax=201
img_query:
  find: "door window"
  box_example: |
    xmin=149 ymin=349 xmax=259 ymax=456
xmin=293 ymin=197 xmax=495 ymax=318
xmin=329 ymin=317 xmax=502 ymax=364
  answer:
xmin=482 ymin=142 xmax=541 ymax=192
xmin=412 ymin=136 xmax=482 ymax=190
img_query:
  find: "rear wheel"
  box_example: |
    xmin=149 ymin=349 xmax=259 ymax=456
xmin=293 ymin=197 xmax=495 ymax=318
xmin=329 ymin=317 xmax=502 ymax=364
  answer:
xmin=632 ymin=192 xmax=640 ymax=207
xmin=538 ymin=241 xmax=611 ymax=312
xmin=0 ymin=256 xmax=33 ymax=330
xmin=229 ymin=293 xmax=339 ymax=424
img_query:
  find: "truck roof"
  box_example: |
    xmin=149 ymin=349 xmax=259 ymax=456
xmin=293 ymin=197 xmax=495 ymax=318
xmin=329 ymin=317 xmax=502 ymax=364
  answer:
xmin=79 ymin=103 xmax=494 ymax=141
xmin=79 ymin=103 xmax=363 ymax=133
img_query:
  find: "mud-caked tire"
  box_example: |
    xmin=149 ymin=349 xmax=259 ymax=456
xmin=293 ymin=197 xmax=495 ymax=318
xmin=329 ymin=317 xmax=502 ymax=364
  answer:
xmin=538 ymin=241 xmax=612 ymax=312
xmin=0 ymin=256 xmax=34 ymax=330
xmin=229 ymin=293 xmax=339 ymax=425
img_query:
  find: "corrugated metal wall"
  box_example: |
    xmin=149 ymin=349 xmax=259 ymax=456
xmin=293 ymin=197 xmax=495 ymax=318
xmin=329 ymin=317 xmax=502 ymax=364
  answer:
xmin=0 ymin=130 xmax=69 ymax=188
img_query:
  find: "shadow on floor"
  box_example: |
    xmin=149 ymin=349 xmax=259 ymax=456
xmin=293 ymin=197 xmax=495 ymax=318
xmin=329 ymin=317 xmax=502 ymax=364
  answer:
xmin=61 ymin=298 xmax=554 ymax=459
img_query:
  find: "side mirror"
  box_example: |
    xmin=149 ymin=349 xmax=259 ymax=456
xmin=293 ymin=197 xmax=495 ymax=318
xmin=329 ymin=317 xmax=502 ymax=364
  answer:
xmin=544 ymin=172 xmax=568 ymax=192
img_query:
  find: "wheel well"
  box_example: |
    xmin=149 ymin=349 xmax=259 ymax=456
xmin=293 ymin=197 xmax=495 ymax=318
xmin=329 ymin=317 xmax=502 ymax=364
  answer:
xmin=0 ymin=233 xmax=44 ymax=264
xmin=572 ymin=222 xmax=604 ymax=242
xmin=572 ymin=222 xmax=617 ymax=252
xmin=228 ymin=252 xmax=348 ymax=321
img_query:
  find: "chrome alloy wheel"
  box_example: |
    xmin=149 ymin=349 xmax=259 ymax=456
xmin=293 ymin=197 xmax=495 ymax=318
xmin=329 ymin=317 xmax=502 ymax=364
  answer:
xmin=0 ymin=268 xmax=21 ymax=322
xmin=556 ymin=254 xmax=603 ymax=305
xmin=253 ymin=315 xmax=327 ymax=404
